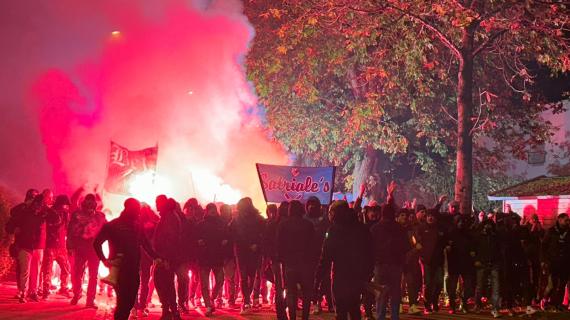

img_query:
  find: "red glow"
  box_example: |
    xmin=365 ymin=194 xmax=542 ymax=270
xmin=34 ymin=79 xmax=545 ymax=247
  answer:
xmin=30 ymin=1 xmax=287 ymax=213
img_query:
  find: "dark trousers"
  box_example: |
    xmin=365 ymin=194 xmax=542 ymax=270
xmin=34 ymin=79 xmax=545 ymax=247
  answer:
xmin=404 ymin=260 xmax=421 ymax=306
xmin=71 ymin=249 xmax=99 ymax=304
xmin=335 ymin=294 xmax=361 ymax=320
xmin=218 ymin=258 xmax=236 ymax=303
xmin=154 ymin=264 xmax=177 ymax=314
xmin=475 ymin=264 xmax=500 ymax=308
xmin=42 ymin=247 xmax=70 ymax=293
xmin=283 ymin=266 xmax=312 ymax=320
xmin=237 ymin=254 xmax=261 ymax=305
xmin=447 ymin=266 xmax=474 ymax=309
xmin=548 ymin=264 xmax=570 ymax=308
xmin=114 ymin=267 xmax=140 ymax=320
xmin=199 ymin=266 xmax=224 ymax=308
xmin=137 ymin=253 xmax=153 ymax=309
xmin=253 ymin=257 xmax=269 ymax=303
xmin=423 ymin=263 xmax=443 ymax=310
xmin=188 ymin=263 xmax=201 ymax=302
xmin=314 ymin=263 xmax=334 ymax=310
xmin=271 ymin=261 xmax=287 ymax=320
xmin=175 ymin=262 xmax=189 ymax=306
xmin=375 ymin=264 xmax=402 ymax=320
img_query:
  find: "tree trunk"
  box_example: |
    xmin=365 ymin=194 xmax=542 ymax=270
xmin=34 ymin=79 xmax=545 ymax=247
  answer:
xmin=352 ymin=148 xmax=384 ymax=202
xmin=455 ymin=28 xmax=475 ymax=215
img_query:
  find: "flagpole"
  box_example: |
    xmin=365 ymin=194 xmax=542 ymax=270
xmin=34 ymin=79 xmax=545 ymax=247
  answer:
xmin=190 ymin=171 xmax=197 ymax=197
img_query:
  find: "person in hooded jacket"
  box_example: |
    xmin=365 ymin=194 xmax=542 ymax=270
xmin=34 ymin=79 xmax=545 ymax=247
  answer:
xmin=541 ymin=213 xmax=570 ymax=312
xmin=183 ymin=198 xmax=203 ymax=310
xmin=277 ymin=200 xmax=315 ymax=320
xmin=67 ymin=194 xmax=106 ymax=308
xmin=196 ymin=203 xmax=230 ymax=316
xmin=265 ymin=201 xmax=288 ymax=320
xmin=93 ymin=198 xmax=161 ymax=320
xmin=472 ymin=219 xmax=501 ymax=318
xmin=416 ymin=211 xmax=445 ymax=314
xmin=41 ymin=195 xmax=72 ymax=299
xmin=152 ymin=195 xmax=183 ymax=320
xmin=136 ymin=203 xmax=160 ymax=317
xmin=316 ymin=200 xmax=372 ymax=320
xmin=7 ymin=194 xmax=55 ymax=303
xmin=231 ymin=197 xmax=265 ymax=314
xmin=445 ymin=214 xmax=475 ymax=314
xmin=217 ymin=203 xmax=237 ymax=307
xmin=370 ymin=182 xmax=410 ymax=320
xmin=304 ymin=196 xmax=333 ymax=314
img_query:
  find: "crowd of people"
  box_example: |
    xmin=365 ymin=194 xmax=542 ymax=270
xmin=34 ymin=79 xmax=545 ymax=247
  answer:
xmin=4 ymin=182 xmax=570 ymax=320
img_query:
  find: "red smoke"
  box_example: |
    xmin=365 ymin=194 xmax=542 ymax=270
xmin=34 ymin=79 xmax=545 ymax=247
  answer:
xmin=23 ymin=0 xmax=287 ymax=212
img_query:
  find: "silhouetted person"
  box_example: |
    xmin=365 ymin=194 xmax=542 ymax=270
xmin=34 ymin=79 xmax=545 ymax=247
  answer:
xmin=304 ymin=196 xmax=332 ymax=314
xmin=93 ymin=198 xmax=160 ymax=320
xmin=277 ymin=200 xmax=315 ymax=320
xmin=218 ymin=203 xmax=237 ymax=307
xmin=136 ymin=203 xmax=160 ymax=316
xmin=153 ymin=195 xmax=183 ymax=320
xmin=265 ymin=201 xmax=288 ymax=320
xmin=195 ymin=203 xmax=229 ymax=316
xmin=370 ymin=182 xmax=410 ymax=320
xmin=231 ymin=197 xmax=265 ymax=314
xmin=6 ymin=188 xmax=39 ymax=302
xmin=41 ymin=195 xmax=72 ymax=299
xmin=541 ymin=213 xmax=570 ymax=312
xmin=472 ymin=219 xmax=501 ymax=317
xmin=67 ymin=194 xmax=106 ymax=308
xmin=316 ymin=200 xmax=372 ymax=320
xmin=6 ymin=194 xmax=53 ymax=303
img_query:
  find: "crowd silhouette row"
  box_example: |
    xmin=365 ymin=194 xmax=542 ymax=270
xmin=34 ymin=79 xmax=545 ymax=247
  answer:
xmin=5 ymin=182 xmax=570 ymax=320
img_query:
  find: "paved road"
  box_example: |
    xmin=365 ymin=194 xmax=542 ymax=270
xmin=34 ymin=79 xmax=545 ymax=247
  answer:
xmin=0 ymin=281 xmax=567 ymax=319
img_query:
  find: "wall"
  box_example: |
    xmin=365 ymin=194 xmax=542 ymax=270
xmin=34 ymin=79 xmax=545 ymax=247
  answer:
xmin=507 ymin=100 xmax=570 ymax=179
xmin=504 ymin=197 xmax=570 ymax=228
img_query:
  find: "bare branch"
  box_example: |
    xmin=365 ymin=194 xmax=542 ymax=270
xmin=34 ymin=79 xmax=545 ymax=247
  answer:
xmin=440 ymin=105 xmax=459 ymax=123
xmin=472 ymin=29 xmax=508 ymax=57
xmin=383 ymin=4 xmax=462 ymax=59
xmin=471 ymin=88 xmax=484 ymax=134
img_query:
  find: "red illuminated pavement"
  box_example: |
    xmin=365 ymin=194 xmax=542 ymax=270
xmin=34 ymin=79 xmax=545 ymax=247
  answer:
xmin=0 ymin=281 xmax=566 ymax=320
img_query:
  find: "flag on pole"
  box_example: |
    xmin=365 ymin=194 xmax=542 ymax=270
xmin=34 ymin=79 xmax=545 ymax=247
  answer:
xmin=104 ymin=141 xmax=158 ymax=195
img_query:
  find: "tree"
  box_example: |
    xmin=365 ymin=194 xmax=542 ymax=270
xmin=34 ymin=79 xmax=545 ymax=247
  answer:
xmin=245 ymin=1 xmax=569 ymax=210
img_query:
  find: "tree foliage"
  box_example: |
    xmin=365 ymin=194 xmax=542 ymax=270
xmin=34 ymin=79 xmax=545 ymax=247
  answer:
xmin=245 ymin=1 xmax=570 ymax=204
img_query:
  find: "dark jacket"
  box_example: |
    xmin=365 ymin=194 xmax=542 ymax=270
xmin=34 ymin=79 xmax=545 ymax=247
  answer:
xmin=473 ymin=222 xmax=501 ymax=266
xmin=153 ymin=209 xmax=183 ymax=263
xmin=305 ymin=215 xmax=329 ymax=269
xmin=541 ymin=222 xmax=570 ymax=265
xmin=317 ymin=221 xmax=372 ymax=297
xmin=196 ymin=215 xmax=229 ymax=267
xmin=370 ymin=219 xmax=411 ymax=266
xmin=416 ymin=222 xmax=445 ymax=266
xmin=276 ymin=215 xmax=315 ymax=269
xmin=231 ymin=213 xmax=265 ymax=259
xmin=46 ymin=207 xmax=68 ymax=249
xmin=520 ymin=223 xmax=543 ymax=262
xmin=67 ymin=209 xmax=106 ymax=251
xmin=446 ymin=225 xmax=474 ymax=272
xmin=94 ymin=216 xmax=157 ymax=274
xmin=6 ymin=205 xmax=53 ymax=250
xmin=263 ymin=218 xmax=280 ymax=260
xmin=6 ymin=203 xmax=28 ymax=248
